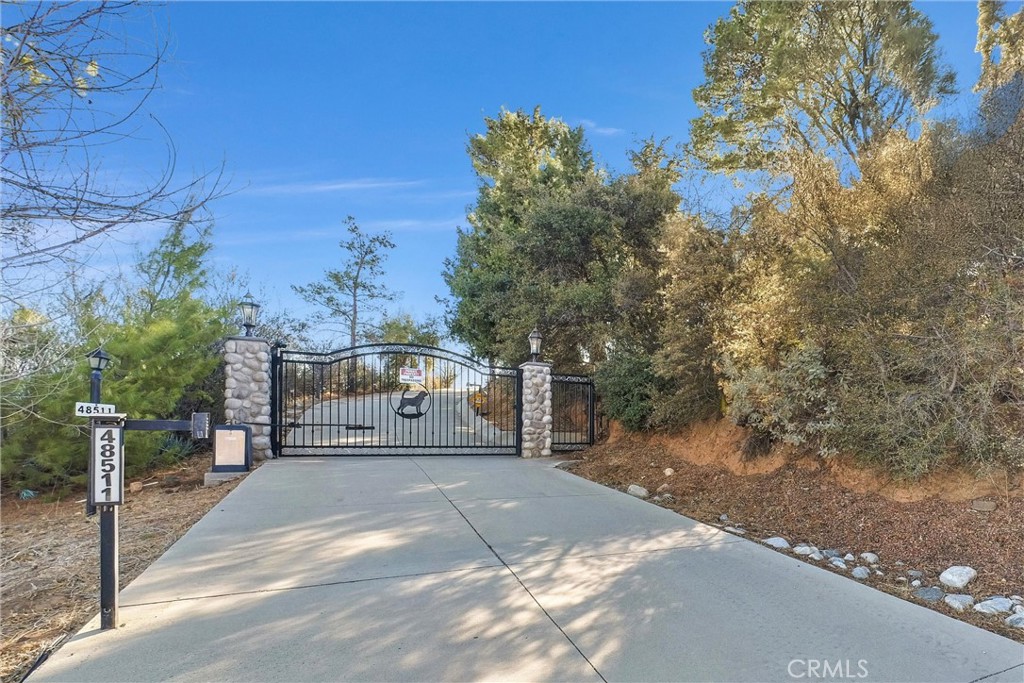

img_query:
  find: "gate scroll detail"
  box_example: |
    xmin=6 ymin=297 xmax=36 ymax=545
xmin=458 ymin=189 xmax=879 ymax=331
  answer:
xmin=271 ymin=344 xmax=521 ymax=456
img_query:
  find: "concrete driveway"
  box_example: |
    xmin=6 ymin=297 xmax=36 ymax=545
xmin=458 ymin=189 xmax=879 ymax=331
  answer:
xmin=29 ymin=457 xmax=1024 ymax=682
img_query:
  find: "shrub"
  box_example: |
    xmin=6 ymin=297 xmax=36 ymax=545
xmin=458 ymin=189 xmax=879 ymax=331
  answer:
xmin=594 ymin=352 xmax=664 ymax=431
xmin=722 ymin=342 xmax=840 ymax=456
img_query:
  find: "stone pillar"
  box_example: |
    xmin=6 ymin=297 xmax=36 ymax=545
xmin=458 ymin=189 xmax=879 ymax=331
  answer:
xmin=520 ymin=361 xmax=553 ymax=458
xmin=223 ymin=336 xmax=272 ymax=460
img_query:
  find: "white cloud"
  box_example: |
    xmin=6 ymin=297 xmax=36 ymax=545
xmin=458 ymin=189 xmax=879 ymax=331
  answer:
xmin=579 ymin=118 xmax=625 ymax=136
xmin=361 ymin=216 xmax=464 ymax=233
xmin=247 ymin=177 xmax=426 ymax=196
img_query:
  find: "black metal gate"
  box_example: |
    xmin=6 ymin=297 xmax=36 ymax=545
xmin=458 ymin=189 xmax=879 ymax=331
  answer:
xmin=271 ymin=344 xmax=521 ymax=456
xmin=551 ymin=374 xmax=596 ymax=451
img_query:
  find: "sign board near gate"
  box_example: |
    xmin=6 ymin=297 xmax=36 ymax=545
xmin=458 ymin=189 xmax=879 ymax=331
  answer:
xmin=399 ymin=367 xmax=425 ymax=384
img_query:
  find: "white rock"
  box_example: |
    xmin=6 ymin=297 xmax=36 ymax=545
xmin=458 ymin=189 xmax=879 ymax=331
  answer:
xmin=626 ymin=484 xmax=649 ymax=499
xmin=911 ymin=580 xmax=922 ymax=588
xmin=974 ymin=597 xmax=1014 ymax=615
xmin=664 ymin=468 xmax=675 ymax=476
xmin=808 ymin=551 xmax=824 ymax=561
xmin=793 ymin=544 xmax=817 ymax=556
xmin=762 ymin=537 xmax=790 ymax=549
xmin=843 ymin=553 xmax=855 ymax=562
xmin=944 ymin=594 xmax=975 ymax=611
xmin=724 ymin=526 xmax=746 ymax=535
xmin=859 ymin=552 xmax=879 ymax=564
xmin=939 ymin=566 xmax=977 ymax=590
xmin=1006 ymin=613 xmax=1024 ymax=629
xmin=829 ymin=558 xmax=847 ymax=570
xmin=851 ymin=567 xmax=870 ymax=580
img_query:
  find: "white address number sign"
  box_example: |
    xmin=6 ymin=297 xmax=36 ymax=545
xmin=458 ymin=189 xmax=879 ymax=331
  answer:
xmin=75 ymin=402 xmax=117 ymax=416
xmin=91 ymin=424 xmax=124 ymax=505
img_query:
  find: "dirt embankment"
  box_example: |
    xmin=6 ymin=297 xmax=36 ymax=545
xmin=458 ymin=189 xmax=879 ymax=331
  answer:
xmin=603 ymin=418 xmax=1024 ymax=502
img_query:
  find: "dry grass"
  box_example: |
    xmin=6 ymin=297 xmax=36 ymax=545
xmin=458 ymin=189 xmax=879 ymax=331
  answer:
xmin=0 ymin=454 xmax=249 ymax=683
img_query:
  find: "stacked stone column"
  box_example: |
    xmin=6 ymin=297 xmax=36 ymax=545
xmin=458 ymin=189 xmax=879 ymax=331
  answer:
xmin=520 ymin=361 xmax=553 ymax=458
xmin=223 ymin=337 xmax=272 ymax=460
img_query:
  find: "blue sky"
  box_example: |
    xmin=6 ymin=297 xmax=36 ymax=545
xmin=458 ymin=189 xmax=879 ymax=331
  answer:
xmin=131 ymin=1 xmax=1007 ymax=346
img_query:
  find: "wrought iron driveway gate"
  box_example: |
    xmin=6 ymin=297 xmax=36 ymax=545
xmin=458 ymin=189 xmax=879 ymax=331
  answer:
xmin=271 ymin=344 xmax=521 ymax=456
xmin=551 ymin=374 xmax=596 ymax=451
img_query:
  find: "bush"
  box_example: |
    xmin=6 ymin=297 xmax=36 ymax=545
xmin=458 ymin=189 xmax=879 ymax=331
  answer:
xmin=594 ymin=353 xmax=665 ymax=431
xmin=722 ymin=342 xmax=840 ymax=456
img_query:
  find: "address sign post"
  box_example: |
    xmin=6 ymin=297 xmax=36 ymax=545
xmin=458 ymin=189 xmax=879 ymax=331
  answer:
xmin=89 ymin=414 xmax=126 ymax=629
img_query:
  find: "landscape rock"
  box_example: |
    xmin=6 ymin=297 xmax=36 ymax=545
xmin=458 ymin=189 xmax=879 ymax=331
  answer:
xmin=1010 ymin=595 xmax=1023 ymax=604
xmin=763 ymin=536 xmax=790 ymax=549
xmin=974 ymin=597 xmax=1014 ymax=615
xmin=970 ymin=499 xmax=997 ymax=512
xmin=896 ymin=577 xmax=908 ymax=583
xmin=724 ymin=526 xmax=746 ymax=535
xmin=829 ymin=558 xmax=847 ymax=570
xmin=851 ymin=567 xmax=870 ymax=580
xmin=843 ymin=553 xmax=855 ymax=562
xmin=859 ymin=552 xmax=879 ymax=564
xmin=821 ymin=549 xmax=841 ymax=559
xmin=939 ymin=566 xmax=977 ymax=590
xmin=943 ymin=594 xmax=975 ymax=612
xmin=913 ymin=587 xmax=944 ymax=602
xmin=664 ymin=468 xmax=675 ymax=476
xmin=626 ymin=484 xmax=649 ymax=499
xmin=719 ymin=514 xmax=730 ymax=523
xmin=808 ymin=551 xmax=824 ymax=561
xmin=1007 ymin=614 xmax=1024 ymax=629
xmin=907 ymin=570 xmax=923 ymax=578
xmin=793 ymin=544 xmax=817 ymax=556
xmin=1015 ymin=605 xmax=1024 ymax=615
xmin=911 ymin=580 xmax=922 ymax=588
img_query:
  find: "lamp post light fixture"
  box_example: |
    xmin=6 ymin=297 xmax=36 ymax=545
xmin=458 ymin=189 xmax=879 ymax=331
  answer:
xmin=84 ymin=347 xmax=113 ymax=529
xmin=87 ymin=347 xmax=111 ymax=403
xmin=239 ymin=292 xmax=261 ymax=337
xmin=528 ymin=328 xmax=543 ymax=362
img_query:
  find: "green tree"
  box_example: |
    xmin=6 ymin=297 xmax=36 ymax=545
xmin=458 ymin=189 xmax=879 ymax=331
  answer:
xmin=690 ymin=1 xmax=956 ymax=178
xmin=0 ymin=216 xmax=230 ymax=490
xmin=652 ymin=215 xmax=735 ymax=428
xmin=367 ymin=313 xmax=442 ymax=346
xmin=293 ymin=217 xmax=397 ymax=348
xmin=445 ymin=108 xmax=679 ymax=371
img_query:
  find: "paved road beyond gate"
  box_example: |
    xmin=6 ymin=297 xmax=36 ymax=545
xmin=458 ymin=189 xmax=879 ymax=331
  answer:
xmin=271 ymin=344 xmax=523 ymax=456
